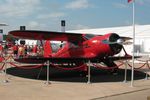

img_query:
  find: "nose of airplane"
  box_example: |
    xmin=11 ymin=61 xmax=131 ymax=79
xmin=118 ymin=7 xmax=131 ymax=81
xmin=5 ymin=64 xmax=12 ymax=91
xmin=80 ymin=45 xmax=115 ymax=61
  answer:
xmin=108 ymin=33 xmax=123 ymax=54
xmin=102 ymin=33 xmax=123 ymax=45
xmin=102 ymin=33 xmax=132 ymax=54
xmin=116 ymin=38 xmax=124 ymax=44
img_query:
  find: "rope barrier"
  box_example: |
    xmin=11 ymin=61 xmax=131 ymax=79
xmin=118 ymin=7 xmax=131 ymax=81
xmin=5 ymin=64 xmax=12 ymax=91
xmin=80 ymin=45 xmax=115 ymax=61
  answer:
xmin=50 ymin=64 xmax=86 ymax=70
xmin=92 ymin=62 xmax=124 ymax=70
xmin=4 ymin=55 xmax=11 ymax=61
xmin=9 ymin=62 xmax=44 ymax=69
xmin=0 ymin=54 xmax=14 ymax=62
xmin=51 ymin=62 xmax=124 ymax=71
xmin=127 ymin=62 xmax=147 ymax=69
xmin=126 ymin=58 xmax=150 ymax=69
xmin=0 ymin=63 xmax=5 ymax=70
xmin=147 ymin=61 xmax=150 ymax=69
xmin=135 ymin=58 xmax=150 ymax=62
xmin=1 ymin=48 xmax=150 ymax=71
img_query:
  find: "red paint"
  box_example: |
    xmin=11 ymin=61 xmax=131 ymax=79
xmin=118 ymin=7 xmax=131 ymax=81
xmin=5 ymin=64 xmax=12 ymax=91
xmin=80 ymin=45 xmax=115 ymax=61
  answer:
xmin=32 ymin=45 xmax=38 ymax=53
xmin=9 ymin=30 xmax=130 ymax=71
xmin=43 ymin=40 xmax=52 ymax=57
xmin=52 ymin=33 xmax=116 ymax=58
xmin=13 ymin=45 xmax=18 ymax=51
xmin=0 ymin=45 xmax=3 ymax=51
xmin=9 ymin=30 xmax=122 ymax=59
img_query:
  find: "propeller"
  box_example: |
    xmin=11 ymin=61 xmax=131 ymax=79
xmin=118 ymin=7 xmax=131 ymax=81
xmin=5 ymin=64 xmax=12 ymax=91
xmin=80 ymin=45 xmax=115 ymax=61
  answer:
xmin=102 ymin=34 xmax=132 ymax=45
xmin=122 ymin=41 xmax=132 ymax=45
xmin=102 ymin=38 xmax=132 ymax=45
xmin=102 ymin=33 xmax=132 ymax=54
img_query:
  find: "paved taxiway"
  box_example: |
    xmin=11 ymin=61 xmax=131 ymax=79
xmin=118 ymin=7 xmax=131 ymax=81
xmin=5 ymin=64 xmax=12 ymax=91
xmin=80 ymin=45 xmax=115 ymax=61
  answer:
xmin=0 ymin=63 xmax=150 ymax=100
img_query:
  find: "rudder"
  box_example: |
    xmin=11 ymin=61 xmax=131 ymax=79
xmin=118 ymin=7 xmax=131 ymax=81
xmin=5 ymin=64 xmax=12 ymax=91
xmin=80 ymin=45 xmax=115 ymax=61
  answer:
xmin=43 ymin=40 xmax=52 ymax=57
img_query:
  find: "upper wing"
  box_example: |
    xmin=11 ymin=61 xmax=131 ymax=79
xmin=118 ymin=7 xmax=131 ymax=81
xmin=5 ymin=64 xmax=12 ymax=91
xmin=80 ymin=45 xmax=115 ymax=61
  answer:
xmin=9 ymin=30 xmax=85 ymax=42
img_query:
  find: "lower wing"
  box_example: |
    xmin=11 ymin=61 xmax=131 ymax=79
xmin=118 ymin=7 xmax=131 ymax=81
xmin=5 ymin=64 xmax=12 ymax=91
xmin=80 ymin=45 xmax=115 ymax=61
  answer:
xmin=14 ymin=55 xmax=140 ymax=64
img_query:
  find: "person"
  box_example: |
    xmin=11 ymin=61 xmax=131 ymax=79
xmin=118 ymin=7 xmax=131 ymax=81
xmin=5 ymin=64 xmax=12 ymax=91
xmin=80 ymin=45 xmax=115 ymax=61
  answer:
xmin=32 ymin=45 xmax=38 ymax=56
xmin=24 ymin=45 xmax=27 ymax=56
xmin=13 ymin=44 xmax=18 ymax=57
xmin=38 ymin=46 xmax=43 ymax=56
xmin=3 ymin=43 xmax=8 ymax=56
xmin=18 ymin=44 xmax=25 ymax=58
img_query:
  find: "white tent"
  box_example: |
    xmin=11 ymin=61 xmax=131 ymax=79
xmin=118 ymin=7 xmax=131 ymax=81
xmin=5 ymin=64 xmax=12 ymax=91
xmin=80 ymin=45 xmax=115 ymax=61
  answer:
xmin=68 ymin=24 xmax=150 ymax=37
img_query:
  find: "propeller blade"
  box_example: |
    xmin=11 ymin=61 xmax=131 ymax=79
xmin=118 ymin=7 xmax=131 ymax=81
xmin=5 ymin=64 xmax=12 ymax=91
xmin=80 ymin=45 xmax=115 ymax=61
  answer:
xmin=120 ymin=37 xmax=132 ymax=41
xmin=122 ymin=41 xmax=133 ymax=45
xmin=102 ymin=36 xmax=132 ymax=45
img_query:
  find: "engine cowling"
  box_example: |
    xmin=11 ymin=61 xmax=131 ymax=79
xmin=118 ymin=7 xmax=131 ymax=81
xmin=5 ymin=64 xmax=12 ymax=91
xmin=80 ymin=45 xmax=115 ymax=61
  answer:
xmin=108 ymin=33 xmax=123 ymax=54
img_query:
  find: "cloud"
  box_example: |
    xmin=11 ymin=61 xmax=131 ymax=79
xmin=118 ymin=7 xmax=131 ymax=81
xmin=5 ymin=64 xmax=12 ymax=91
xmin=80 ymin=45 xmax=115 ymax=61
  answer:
xmin=65 ymin=0 xmax=91 ymax=10
xmin=113 ymin=0 xmax=150 ymax=8
xmin=0 ymin=0 xmax=41 ymax=17
xmin=136 ymin=0 xmax=150 ymax=5
xmin=136 ymin=0 xmax=145 ymax=5
xmin=74 ymin=24 xmax=90 ymax=30
xmin=28 ymin=21 xmax=39 ymax=28
xmin=113 ymin=3 xmax=128 ymax=8
xmin=145 ymin=0 xmax=150 ymax=3
xmin=129 ymin=0 xmax=150 ymax=5
xmin=27 ymin=21 xmax=46 ymax=29
xmin=37 ymin=12 xmax=66 ymax=19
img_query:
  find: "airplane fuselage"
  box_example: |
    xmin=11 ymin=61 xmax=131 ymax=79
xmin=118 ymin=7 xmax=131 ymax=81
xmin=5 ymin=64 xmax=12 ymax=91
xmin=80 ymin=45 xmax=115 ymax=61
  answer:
xmin=52 ymin=33 xmax=122 ymax=58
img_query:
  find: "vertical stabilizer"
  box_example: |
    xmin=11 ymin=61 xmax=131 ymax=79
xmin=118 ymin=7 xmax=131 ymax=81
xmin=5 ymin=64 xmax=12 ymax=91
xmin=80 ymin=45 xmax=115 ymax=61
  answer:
xmin=43 ymin=40 xmax=52 ymax=57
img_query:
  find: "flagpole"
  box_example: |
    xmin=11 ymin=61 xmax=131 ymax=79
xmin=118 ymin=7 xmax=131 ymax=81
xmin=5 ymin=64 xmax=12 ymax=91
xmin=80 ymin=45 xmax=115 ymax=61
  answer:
xmin=131 ymin=0 xmax=135 ymax=87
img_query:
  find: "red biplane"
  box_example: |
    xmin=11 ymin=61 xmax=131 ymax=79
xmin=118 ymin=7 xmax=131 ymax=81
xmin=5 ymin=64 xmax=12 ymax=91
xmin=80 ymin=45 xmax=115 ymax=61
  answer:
xmin=9 ymin=30 xmax=132 ymax=73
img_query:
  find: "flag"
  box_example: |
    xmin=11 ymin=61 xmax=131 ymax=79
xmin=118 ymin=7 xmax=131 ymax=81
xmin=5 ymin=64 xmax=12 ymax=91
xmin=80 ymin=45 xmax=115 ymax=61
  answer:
xmin=128 ymin=0 xmax=133 ymax=3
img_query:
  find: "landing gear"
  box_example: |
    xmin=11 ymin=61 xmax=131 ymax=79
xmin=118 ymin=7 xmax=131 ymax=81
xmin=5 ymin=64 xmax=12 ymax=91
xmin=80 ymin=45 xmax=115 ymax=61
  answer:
xmin=103 ymin=59 xmax=118 ymax=75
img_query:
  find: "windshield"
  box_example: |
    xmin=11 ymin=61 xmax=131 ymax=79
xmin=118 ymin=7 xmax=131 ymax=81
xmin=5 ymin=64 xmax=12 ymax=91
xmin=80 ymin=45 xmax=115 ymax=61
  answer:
xmin=84 ymin=34 xmax=95 ymax=40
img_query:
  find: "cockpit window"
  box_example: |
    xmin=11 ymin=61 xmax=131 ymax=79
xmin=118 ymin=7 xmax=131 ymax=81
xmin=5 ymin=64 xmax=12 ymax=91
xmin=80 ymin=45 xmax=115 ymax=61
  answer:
xmin=84 ymin=34 xmax=95 ymax=40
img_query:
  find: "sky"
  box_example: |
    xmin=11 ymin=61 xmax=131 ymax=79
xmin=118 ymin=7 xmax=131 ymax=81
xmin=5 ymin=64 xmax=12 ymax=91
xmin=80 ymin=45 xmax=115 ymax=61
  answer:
xmin=0 ymin=0 xmax=150 ymax=34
